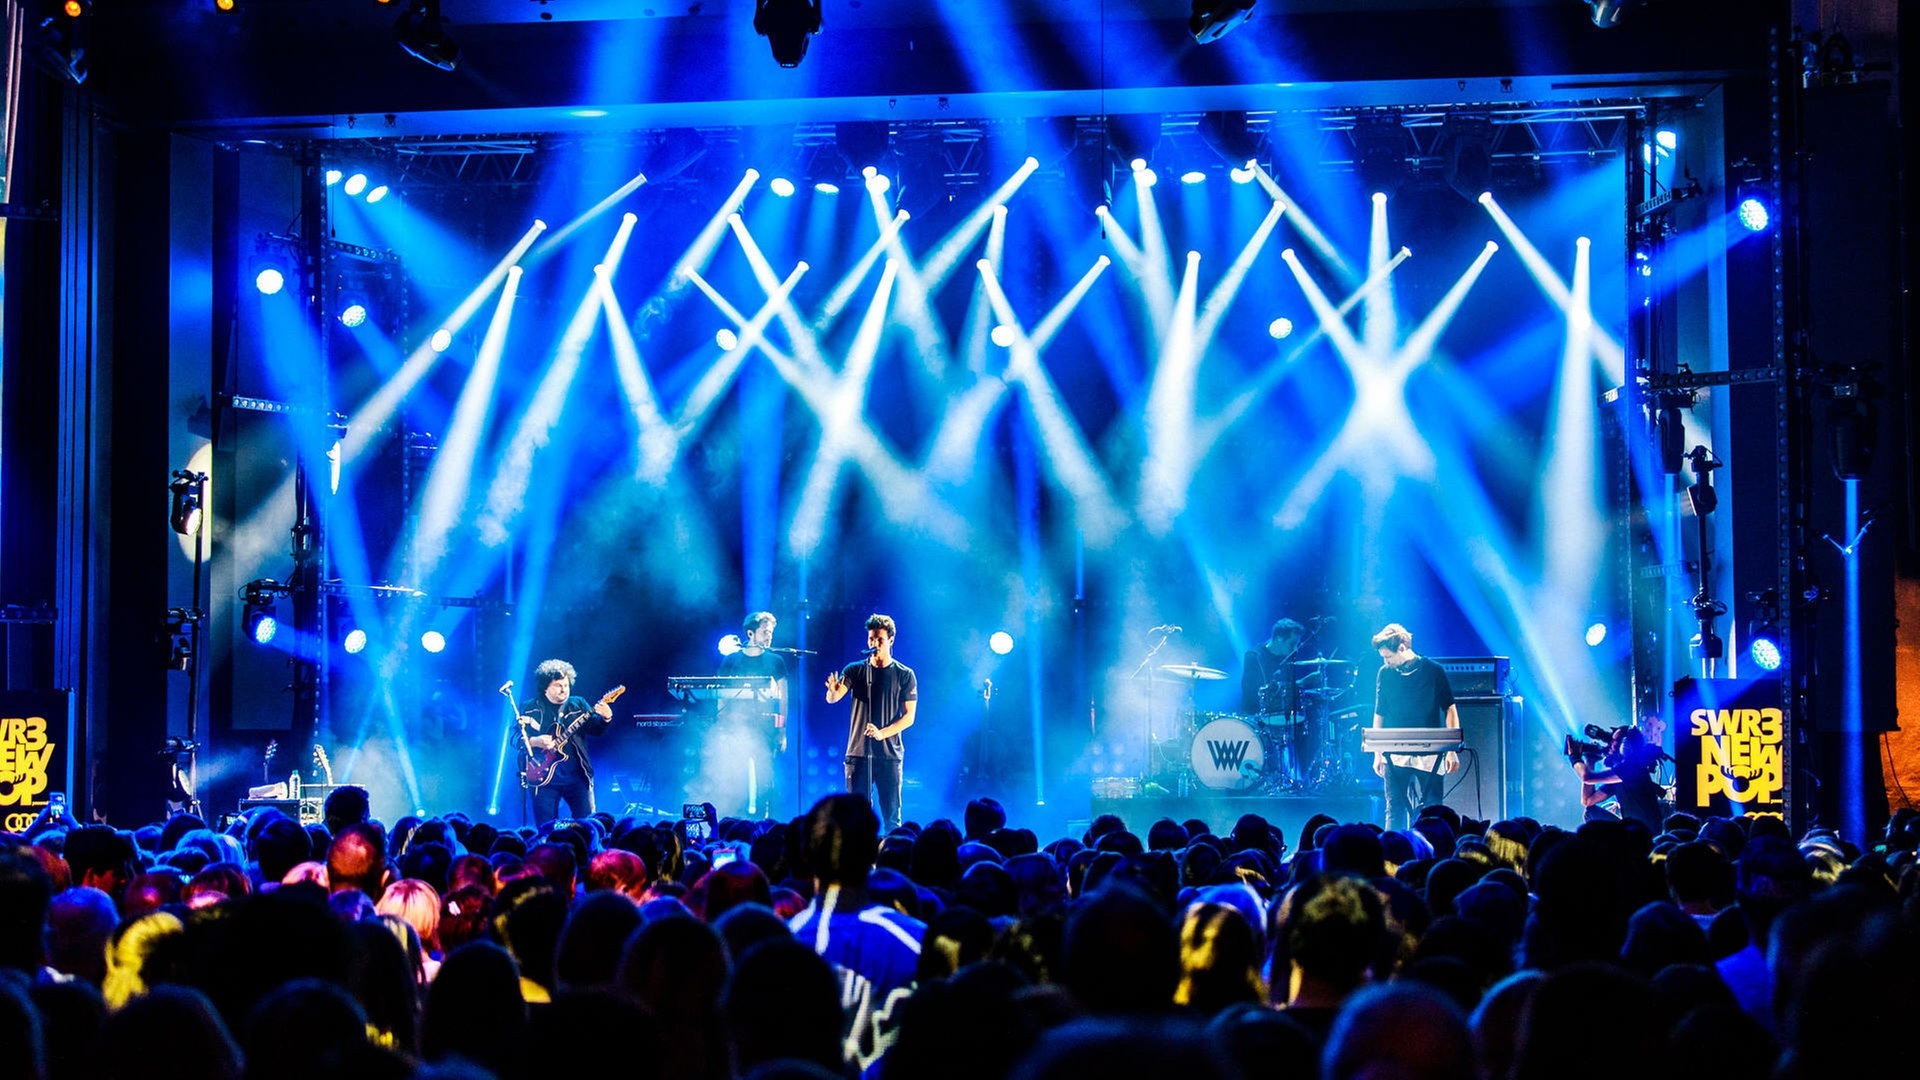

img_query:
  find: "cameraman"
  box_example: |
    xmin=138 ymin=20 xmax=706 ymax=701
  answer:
xmin=1567 ymin=723 xmax=1665 ymax=830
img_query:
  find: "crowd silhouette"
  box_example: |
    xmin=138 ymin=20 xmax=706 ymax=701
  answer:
xmin=3 ymin=786 xmax=1917 ymax=1079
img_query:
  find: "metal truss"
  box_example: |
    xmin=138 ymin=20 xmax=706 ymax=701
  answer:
xmin=338 ymin=101 xmax=1647 ymax=196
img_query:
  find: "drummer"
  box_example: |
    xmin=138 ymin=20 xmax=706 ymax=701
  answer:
xmin=1242 ymin=618 xmax=1305 ymax=715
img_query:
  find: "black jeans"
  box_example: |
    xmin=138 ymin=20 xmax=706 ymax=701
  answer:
xmin=1384 ymin=760 xmax=1444 ymax=831
xmin=846 ymin=755 xmax=903 ymax=831
xmin=532 ymin=766 xmax=595 ymax=824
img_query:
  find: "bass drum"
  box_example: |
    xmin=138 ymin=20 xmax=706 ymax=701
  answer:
xmin=1190 ymin=716 xmax=1271 ymax=791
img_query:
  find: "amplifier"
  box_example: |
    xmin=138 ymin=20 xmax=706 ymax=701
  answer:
xmin=1432 ymin=656 xmax=1511 ymax=696
xmin=238 ymin=796 xmax=324 ymax=826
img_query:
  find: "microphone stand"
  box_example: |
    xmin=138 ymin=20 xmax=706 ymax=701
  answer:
xmin=1129 ymin=629 xmax=1178 ymax=792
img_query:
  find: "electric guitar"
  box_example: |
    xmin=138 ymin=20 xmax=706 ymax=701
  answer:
xmin=521 ymin=685 xmax=625 ymax=789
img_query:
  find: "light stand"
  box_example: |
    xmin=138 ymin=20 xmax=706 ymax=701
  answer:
xmin=167 ymin=470 xmax=209 ymax=816
xmin=1685 ymin=446 xmax=1727 ymax=677
xmin=1128 ymin=628 xmax=1178 ymax=791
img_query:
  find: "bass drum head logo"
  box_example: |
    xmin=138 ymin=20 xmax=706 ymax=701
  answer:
xmin=1190 ymin=716 xmax=1265 ymax=791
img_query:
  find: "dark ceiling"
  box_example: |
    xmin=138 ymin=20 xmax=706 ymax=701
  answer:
xmin=77 ymin=0 xmax=1770 ymax=138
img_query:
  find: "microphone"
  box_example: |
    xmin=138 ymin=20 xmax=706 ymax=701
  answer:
xmin=983 ymin=678 xmax=993 ymax=700
xmin=861 ymin=646 xmax=880 ymax=655
xmin=1151 ymin=624 xmax=1183 ymax=635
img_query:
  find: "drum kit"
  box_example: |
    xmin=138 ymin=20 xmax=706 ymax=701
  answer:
xmin=1153 ymin=656 xmax=1363 ymax=794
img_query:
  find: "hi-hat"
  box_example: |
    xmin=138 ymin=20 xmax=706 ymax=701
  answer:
xmin=1292 ymin=657 xmax=1357 ymax=668
xmin=1160 ymin=663 xmax=1227 ymax=681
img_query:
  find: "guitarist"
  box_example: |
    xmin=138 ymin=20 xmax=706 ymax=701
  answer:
xmin=519 ymin=659 xmax=615 ymax=823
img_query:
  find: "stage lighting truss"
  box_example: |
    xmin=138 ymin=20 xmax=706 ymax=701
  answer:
xmin=240 ymin=581 xmax=499 ymax=646
xmin=340 ymin=104 xmax=1639 ymax=209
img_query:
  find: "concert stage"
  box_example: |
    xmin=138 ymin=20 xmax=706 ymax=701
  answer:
xmin=1091 ymin=792 xmax=1385 ymax=842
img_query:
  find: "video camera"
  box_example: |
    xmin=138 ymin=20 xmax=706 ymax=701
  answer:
xmin=1565 ymin=723 xmax=1629 ymax=762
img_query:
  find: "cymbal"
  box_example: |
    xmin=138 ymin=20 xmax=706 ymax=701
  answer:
xmin=1159 ymin=663 xmax=1228 ymax=681
xmin=1292 ymin=657 xmax=1357 ymax=668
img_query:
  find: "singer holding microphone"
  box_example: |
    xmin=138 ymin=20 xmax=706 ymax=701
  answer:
xmin=825 ymin=613 xmax=917 ymax=830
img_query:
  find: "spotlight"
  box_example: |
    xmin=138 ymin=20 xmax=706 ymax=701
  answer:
xmin=1744 ymin=590 xmax=1783 ymax=671
xmin=62 ymin=0 xmax=86 ymax=16
xmin=365 ymin=184 xmax=390 ymax=204
xmin=254 ymin=267 xmax=286 ymax=295
xmin=1267 ymin=317 xmax=1293 ymax=339
xmin=1585 ymin=622 xmax=1608 ymax=647
xmin=1736 ymin=196 xmax=1770 ymax=232
xmin=754 ymin=0 xmax=822 ymax=68
xmin=1684 ymin=445 xmax=1720 ymax=517
xmin=808 ymin=142 xmax=847 ymax=193
xmin=168 ymin=470 xmax=206 ymax=535
xmin=33 ymin=11 xmax=89 ymax=84
xmin=1351 ymin=113 xmax=1408 ymax=197
xmin=1441 ymin=114 xmax=1494 ymax=203
xmin=1584 ymin=0 xmax=1636 ymax=27
xmin=716 ymin=328 xmax=740 ymax=351
xmin=343 ymin=628 xmax=368 ymax=655
xmin=325 ymin=169 xmax=343 ymax=186
xmin=1229 ymin=163 xmax=1256 ymax=184
xmin=718 ymin=634 xmax=743 ymax=657
xmin=1107 ymin=114 xmax=1162 ymax=176
xmin=395 ymin=0 xmax=459 ymax=71
xmin=1189 ymin=0 xmax=1257 ymax=44
xmin=339 ymin=303 xmax=369 ymax=329
xmin=864 ymin=168 xmax=892 ymax=194
xmin=430 ymin=328 xmax=453 ymax=352
xmin=769 ymin=176 xmax=796 ymax=197
xmin=343 ymin=173 xmax=368 ymax=196
xmin=1180 ymin=170 xmax=1207 ymax=185
xmin=420 ymin=630 xmax=447 ymax=654
xmin=990 ymin=324 xmax=1017 ymax=348
xmin=1655 ymin=129 xmax=1678 ymax=152
xmin=989 ymin=631 xmax=1015 ymax=655
xmin=241 ymin=581 xmax=281 ymax=646
xmin=214 ymin=0 xmax=235 ymax=12
xmin=838 ymin=122 xmax=892 ymax=176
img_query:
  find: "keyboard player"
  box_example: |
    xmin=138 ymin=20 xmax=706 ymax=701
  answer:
xmin=719 ymin=611 xmax=789 ymax=816
xmin=1369 ymin=622 xmax=1460 ymax=830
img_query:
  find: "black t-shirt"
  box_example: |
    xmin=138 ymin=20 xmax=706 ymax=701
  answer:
xmin=1373 ymin=657 xmax=1455 ymax=728
xmin=517 ymin=694 xmax=611 ymax=778
xmin=1607 ymin=746 xmax=1666 ymax=829
xmin=1242 ymin=646 xmax=1296 ymax=714
xmin=720 ymin=648 xmax=788 ymax=688
xmin=839 ymin=659 xmax=917 ymax=760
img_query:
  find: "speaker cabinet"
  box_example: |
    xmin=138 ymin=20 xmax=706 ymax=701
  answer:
xmin=1445 ymin=696 xmax=1515 ymax=823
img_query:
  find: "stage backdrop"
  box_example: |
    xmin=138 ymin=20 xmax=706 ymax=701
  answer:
xmin=0 ymin=690 xmax=74 ymax=834
xmin=1673 ymin=678 xmax=1786 ymax=818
